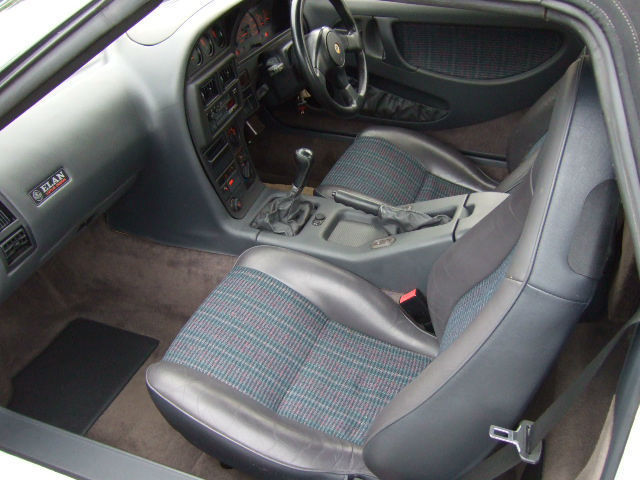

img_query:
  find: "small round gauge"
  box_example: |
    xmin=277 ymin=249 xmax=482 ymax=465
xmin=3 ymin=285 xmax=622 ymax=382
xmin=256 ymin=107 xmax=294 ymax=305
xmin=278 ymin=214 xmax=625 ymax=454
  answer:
xmin=198 ymin=35 xmax=214 ymax=57
xmin=210 ymin=24 xmax=225 ymax=48
xmin=189 ymin=45 xmax=203 ymax=69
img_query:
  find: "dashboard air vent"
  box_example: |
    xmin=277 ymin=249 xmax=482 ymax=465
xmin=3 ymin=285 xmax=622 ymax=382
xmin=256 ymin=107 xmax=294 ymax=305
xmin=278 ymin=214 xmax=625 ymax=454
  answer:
xmin=200 ymin=77 xmax=220 ymax=106
xmin=1 ymin=227 xmax=32 ymax=266
xmin=219 ymin=63 xmax=235 ymax=88
xmin=0 ymin=202 xmax=15 ymax=232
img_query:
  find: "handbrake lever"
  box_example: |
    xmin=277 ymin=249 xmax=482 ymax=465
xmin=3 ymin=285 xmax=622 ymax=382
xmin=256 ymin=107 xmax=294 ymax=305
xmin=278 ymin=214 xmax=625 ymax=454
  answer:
xmin=332 ymin=190 xmax=450 ymax=232
xmin=333 ymin=190 xmax=381 ymax=215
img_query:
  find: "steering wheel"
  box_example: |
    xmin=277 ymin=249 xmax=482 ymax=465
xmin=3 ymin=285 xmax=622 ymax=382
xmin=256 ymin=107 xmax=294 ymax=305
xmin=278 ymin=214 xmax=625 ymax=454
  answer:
xmin=290 ymin=0 xmax=368 ymax=116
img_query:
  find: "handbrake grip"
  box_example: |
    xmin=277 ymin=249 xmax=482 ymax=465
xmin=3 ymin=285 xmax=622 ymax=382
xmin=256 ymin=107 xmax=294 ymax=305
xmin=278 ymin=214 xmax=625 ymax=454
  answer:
xmin=332 ymin=190 xmax=381 ymax=215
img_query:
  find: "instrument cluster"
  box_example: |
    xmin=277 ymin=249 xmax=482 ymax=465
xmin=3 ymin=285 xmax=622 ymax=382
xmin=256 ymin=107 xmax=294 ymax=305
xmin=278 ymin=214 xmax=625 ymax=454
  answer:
xmin=233 ymin=0 xmax=289 ymax=59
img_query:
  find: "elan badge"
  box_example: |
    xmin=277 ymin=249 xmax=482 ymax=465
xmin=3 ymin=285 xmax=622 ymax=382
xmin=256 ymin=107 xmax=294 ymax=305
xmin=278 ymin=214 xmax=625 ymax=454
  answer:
xmin=30 ymin=168 xmax=70 ymax=205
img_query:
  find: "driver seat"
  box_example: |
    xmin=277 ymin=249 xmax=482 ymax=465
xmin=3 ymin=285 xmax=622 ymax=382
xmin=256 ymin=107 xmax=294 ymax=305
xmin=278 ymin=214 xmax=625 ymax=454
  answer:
xmin=316 ymin=77 xmax=560 ymax=205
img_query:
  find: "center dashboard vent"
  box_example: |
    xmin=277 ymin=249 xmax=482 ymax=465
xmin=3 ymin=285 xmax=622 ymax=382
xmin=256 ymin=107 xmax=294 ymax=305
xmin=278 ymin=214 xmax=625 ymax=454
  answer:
xmin=200 ymin=77 xmax=220 ymax=106
xmin=219 ymin=63 xmax=236 ymax=88
xmin=0 ymin=202 xmax=15 ymax=232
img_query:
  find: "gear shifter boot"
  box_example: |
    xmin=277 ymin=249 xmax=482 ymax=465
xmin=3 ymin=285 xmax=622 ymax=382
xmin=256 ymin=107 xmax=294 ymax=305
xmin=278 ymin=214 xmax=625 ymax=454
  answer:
xmin=251 ymin=193 xmax=313 ymax=236
xmin=252 ymin=146 xmax=315 ymax=236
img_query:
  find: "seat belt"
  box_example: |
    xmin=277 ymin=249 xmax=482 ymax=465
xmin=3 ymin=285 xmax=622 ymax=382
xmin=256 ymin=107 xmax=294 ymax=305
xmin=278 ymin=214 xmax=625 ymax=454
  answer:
xmin=459 ymin=313 xmax=640 ymax=480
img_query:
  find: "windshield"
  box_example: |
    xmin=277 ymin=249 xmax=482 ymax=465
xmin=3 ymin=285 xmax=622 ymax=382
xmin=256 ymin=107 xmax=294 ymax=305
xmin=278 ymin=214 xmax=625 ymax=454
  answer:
xmin=0 ymin=0 xmax=95 ymax=71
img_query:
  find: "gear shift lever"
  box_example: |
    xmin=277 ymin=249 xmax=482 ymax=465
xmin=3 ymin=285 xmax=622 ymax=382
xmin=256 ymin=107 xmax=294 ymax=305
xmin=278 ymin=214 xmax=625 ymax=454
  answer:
xmin=292 ymin=148 xmax=314 ymax=194
xmin=251 ymin=148 xmax=315 ymax=236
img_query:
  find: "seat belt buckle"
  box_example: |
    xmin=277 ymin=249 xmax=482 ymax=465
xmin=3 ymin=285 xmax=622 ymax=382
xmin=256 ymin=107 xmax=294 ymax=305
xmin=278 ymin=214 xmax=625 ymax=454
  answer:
xmin=399 ymin=288 xmax=434 ymax=334
xmin=489 ymin=420 xmax=542 ymax=464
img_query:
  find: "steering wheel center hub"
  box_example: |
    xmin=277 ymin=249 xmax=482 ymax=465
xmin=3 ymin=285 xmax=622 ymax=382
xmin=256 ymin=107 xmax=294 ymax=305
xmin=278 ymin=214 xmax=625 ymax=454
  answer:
xmin=325 ymin=30 xmax=346 ymax=67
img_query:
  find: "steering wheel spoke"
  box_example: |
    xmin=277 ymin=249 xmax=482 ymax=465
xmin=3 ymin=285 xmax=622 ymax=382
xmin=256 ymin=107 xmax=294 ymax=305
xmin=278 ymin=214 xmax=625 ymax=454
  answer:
xmin=315 ymin=69 xmax=328 ymax=89
xmin=304 ymin=28 xmax=330 ymax=78
xmin=331 ymin=68 xmax=358 ymax=107
xmin=339 ymin=83 xmax=359 ymax=107
xmin=337 ymin=29 xmax=362 ymax=52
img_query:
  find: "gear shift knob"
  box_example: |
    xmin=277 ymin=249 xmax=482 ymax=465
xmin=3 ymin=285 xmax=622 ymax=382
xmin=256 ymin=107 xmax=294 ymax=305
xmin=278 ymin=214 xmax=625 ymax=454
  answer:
xmin=292 ymin=148 xmax=314 ymax=192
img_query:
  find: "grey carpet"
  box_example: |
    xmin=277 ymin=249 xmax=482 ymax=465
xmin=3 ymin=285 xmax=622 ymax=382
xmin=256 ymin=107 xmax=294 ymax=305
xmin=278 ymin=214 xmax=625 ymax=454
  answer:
xmin=0 ymin=217 xmax=249 ymax=479
xmin=248 ymin=124 xmax=351 ymax=187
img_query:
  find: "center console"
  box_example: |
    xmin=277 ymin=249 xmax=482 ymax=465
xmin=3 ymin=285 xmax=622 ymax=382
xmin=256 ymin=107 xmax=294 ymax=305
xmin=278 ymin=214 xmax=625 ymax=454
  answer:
xmin=185 ymin=53 xmax=262 ymax=218
xmin=251 ymin=190 xmax=509 ymax=292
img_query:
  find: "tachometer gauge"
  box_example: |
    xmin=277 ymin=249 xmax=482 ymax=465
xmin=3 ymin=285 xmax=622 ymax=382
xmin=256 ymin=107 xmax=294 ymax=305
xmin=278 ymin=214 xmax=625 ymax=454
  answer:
xmin=236 ymin=12 xmax=259 ymax=53
xmin=236 ymin=13 xmax=259 ymax=42
xmin=236 ymin=11 xmax=265 ymax=57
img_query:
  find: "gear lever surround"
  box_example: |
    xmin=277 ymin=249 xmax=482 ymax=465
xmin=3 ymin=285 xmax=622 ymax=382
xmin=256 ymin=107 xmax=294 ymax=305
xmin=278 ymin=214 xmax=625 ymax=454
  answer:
xmin=251 ymin=148 xmax=315 ymax=236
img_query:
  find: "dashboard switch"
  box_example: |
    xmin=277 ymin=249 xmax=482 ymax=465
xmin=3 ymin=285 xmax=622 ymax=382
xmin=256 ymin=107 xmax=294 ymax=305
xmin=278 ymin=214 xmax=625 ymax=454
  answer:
xmin=241 ymin=161 xmax=252 ymax=179
xmin=229 ymin=197 xmax=243 ymax=212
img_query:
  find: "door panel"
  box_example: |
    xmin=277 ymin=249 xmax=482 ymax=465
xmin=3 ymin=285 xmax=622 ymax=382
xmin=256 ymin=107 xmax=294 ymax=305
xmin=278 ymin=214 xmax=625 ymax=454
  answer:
xmin=302 ymin=0 xmax=583 ymax=129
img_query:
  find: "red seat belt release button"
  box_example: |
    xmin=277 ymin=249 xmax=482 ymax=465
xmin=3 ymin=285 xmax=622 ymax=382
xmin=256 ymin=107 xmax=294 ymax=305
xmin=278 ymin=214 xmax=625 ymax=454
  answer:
xmin=399 ymin=288 xmax=434 ymax=334
xmin=400 ymin=289 xmax=417 ymax=304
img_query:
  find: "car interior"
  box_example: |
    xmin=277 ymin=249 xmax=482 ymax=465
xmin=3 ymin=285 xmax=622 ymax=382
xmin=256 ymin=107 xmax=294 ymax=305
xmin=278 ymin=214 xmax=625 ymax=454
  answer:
xmin=0 ymin=0 xmax=637 ymax=479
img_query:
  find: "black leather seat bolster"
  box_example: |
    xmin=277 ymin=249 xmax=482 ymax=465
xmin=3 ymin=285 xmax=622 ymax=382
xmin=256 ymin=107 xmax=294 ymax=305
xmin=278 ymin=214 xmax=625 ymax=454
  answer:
xmin=147 ymin=363 xmax=374 ymax=479
xmin=237 ymin=246 xmax=440 ymax=357
xmin=316 ymin=127 xmax=497 ymax=202
xmin=362 ymin=127 xmax=497 ymax=190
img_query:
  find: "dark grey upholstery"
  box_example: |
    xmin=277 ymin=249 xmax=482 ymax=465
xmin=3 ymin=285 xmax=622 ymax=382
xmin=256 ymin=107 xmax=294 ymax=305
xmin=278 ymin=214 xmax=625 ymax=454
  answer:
xmin=364 ymin=57 xmax=617 ymax=479
xmin=316 ymin=70 xmax=564 ymax=205
xmin=147 ymin=57 xmax=619 ymax=479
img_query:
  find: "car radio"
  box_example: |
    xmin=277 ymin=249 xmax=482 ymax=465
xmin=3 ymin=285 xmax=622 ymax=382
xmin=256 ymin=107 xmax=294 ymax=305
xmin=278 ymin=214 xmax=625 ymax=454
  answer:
xmin=206 ymin=86 xmax=241 ymax=132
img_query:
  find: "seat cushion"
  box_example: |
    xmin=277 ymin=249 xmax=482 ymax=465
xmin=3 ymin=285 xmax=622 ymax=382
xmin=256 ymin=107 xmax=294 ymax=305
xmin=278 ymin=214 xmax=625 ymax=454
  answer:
xmin=316 ymin=127 xmax=497 ymax=205
xmin=161 ymin=262 xmax=431 ymax=445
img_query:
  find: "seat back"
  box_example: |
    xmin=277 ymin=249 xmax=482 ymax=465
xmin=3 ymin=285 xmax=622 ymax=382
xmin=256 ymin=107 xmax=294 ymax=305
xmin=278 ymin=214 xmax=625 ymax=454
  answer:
xmin=492 ymin=69 xmax=563 ymax=196
xmin=505 ymin=76 xmax=561 ymax=173
xmin=363 ymin=57 xmax=619 ymax=479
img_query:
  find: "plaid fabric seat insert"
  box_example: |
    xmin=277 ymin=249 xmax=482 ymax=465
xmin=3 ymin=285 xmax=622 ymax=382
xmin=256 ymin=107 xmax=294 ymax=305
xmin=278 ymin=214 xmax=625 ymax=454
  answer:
xmin=320 ymin=136 xmax=471 ymax=205
xmin=164 ymin=266 xmax=431 ymax=445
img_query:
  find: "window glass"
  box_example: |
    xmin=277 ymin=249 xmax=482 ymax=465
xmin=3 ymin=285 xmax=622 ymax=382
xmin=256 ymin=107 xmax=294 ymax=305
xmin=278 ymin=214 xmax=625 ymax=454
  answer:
xmin=0 ymin=0 xmax=95 ymax=71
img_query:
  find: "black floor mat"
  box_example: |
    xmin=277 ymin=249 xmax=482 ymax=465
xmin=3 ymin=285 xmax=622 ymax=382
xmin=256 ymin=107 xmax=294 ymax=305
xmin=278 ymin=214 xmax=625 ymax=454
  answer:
xmin=9 ymin=318 xmax=158 ymax=434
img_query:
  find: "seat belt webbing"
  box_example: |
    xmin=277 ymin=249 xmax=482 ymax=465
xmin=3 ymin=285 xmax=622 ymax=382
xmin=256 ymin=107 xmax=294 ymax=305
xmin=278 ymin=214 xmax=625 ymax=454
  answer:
xmin=459 ymin=313 xmax=640 ymax=480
